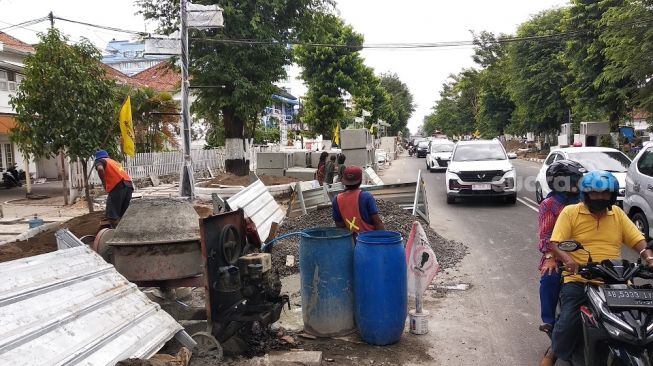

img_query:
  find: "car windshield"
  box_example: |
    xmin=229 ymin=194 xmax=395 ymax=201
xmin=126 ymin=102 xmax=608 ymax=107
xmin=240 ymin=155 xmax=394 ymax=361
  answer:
xmin=453 ymin=144 xmax=506 ymax=162
xmin=418 ymin=141 xmax=429 ymax=148
xmin=566 ymin=151 xmax=631 ymax=173
xmin=431 ymin=143 xmax=454 ymax=152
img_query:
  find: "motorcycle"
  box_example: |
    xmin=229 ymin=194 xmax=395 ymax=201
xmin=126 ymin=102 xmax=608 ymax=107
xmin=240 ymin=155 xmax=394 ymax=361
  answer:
xmin=557 ymin=240 xmax=653 ymax=366
xmin=408 ymin=145 xmax=415 ymax=157
xmin=1 ymin=168 xmax=21 ymax=188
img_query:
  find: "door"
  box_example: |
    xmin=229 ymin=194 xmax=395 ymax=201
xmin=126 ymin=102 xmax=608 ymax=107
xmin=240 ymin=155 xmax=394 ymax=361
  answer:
xmin=631 ymin=147 xmax=653 ymax=236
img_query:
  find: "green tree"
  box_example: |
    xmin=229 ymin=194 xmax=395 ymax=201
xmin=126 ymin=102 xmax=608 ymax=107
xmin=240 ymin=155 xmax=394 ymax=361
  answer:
xmin=424 ymin=69 xmax=480 ymax=136
xmin=295 ymin=13 xmax=365 ymax=138
xmin=507 ymin=9 xmax=568 ymax=134
xmin=562 ymin=0 xmax=636 ymax=128
xmin=351 ymin=67 xmax=396 ymax=134
xmin=379 ymin=72 xmax=415 ymax=135
xmin=10 ymin=28 xmax=117 ymax=211
xmin=137 ymin=0 xmax=332 ymax=175
xmin=600 ymin=0 xmax=653 ymax=116
xmin=472 ymin=32 xmax=515 ymax=137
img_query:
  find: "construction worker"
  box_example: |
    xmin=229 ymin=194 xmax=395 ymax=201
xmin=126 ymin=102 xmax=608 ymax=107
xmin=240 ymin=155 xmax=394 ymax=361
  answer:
xmin=94 ymin=150 xmax=133 ymax=228
xmin=332 ymin=166 xmax=384 ymax=234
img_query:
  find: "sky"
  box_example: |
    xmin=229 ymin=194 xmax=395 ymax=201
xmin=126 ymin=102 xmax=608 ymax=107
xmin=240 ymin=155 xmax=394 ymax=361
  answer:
xmin=0 ymin=0 xmax=569 ymax=133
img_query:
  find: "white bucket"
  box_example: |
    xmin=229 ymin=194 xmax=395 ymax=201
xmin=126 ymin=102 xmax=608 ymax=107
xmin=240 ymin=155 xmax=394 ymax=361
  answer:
xmin=409 ymin=309 xmax=430 ymax=335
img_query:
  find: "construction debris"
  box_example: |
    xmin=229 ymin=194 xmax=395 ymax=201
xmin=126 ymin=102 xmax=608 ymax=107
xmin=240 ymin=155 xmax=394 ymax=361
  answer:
xmin=273 ymin=200 xmax=468 ymax=277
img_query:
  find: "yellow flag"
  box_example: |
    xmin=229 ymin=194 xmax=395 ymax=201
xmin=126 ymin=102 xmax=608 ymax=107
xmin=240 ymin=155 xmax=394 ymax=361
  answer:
xmin=119 ymin=96 xmax=136 ymax=157
xmin=333 ymin=124 xmax=340 ymax=145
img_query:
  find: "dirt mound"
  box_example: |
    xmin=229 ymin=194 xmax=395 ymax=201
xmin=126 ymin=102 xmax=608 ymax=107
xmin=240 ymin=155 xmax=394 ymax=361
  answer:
xmin=272 ymin=200 xmax=468 ymax=277
xmin=199 ymin=173 xmax=300 ymax=187
xmin=0 ymin=211 xmax=106 ymax=263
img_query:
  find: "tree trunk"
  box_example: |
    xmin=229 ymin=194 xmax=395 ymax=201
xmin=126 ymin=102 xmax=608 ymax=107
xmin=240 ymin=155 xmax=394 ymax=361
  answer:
xmin=81 ymin=161 xmax=94 ymax=213
xmin=59 ymin=152 xmax=69 ymax=206
xmin=223 ymin=107 xmax=249 ymax=176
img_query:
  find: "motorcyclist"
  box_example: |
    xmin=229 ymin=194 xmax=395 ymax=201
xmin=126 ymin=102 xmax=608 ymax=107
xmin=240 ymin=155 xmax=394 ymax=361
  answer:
xmin=537 ymin=160 xmax=585 ymax=335
xmin=540 ymin=170 xmax=653 ymax=366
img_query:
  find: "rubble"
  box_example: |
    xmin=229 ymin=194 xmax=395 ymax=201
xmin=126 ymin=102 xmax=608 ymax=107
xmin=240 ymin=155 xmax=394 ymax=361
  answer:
xmin=273 ymin=200 xmax=468 ymax=277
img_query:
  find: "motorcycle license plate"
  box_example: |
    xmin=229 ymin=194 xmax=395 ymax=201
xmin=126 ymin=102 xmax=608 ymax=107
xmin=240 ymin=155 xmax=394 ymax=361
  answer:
xmin=472 ymin=184 xmax=491 ymax=191
xmin=603 ymin=288 xmax=653 ymax=309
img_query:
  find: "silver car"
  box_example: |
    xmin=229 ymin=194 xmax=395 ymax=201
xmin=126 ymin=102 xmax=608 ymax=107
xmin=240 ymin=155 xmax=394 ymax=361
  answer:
xmin=624 ymin=143 xmax=653 ymax=239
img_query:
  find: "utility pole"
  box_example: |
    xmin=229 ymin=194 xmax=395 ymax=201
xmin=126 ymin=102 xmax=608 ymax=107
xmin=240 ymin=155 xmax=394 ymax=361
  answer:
xmin=179 ymin=0 xmax=194 ymax=199
xmin=48 ymin=12 xmax=54 ymax=29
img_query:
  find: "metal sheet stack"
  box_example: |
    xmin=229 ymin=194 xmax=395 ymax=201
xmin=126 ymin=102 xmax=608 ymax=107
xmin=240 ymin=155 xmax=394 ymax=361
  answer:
xmin=340 ymin=129 xmax=375 ymax=168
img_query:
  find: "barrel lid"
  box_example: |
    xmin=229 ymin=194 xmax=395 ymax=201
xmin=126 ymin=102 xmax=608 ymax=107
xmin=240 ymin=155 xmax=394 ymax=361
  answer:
xmin=107 ymin=198 xmax=200 ymax=245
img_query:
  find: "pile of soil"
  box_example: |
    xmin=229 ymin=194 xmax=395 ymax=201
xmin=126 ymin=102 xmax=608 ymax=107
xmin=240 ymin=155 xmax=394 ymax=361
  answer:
xmin=199 ymin=173 xmax=300 ymax=187
xmin=0 ymin=205 xmax=215 ymax=263
xmin=271 ymin=200 xmax=468 ymax=277
xmin=0 ymin=211 xmax=106 ymax=263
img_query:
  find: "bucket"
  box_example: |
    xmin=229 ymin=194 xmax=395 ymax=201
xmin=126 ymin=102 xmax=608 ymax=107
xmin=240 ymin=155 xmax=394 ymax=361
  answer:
xmin=355 ymin=230 xmax=407 ymax=345
xmin=409 ymin=310 xmax=430 ymax=335
xmin=299 ymin=227 xmax=355 ymax=337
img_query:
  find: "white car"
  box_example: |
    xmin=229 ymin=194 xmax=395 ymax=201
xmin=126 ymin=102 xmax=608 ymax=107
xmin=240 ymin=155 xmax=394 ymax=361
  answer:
xmin=535 ymin=147 xmax=631 ymax=204
xmin=445 ymin=139 xmax=518 ymax=204
xmin=426 ymin=139 xmax=455 ymax=172
xmin=624 ymin=142 xmax=653 ymax=239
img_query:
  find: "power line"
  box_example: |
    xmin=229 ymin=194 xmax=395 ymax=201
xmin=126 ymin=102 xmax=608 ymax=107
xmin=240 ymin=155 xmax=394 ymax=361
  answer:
xmin=0 ymin=17 xmax=49 ymax=32
xmin=52 ymin=15 xmax=148 ymax=36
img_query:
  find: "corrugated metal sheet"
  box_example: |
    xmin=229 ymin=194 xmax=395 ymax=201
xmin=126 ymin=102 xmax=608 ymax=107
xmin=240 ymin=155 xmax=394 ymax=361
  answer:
xmin=227 ymin=179 xmax=285 ymax=241
xmin=0 ymin=246 xmax=184 ymax=366
xmin=288 ymin=183 xmax=331 ymax=218
xmin=55 ymin=229 xmax=85 ymax=250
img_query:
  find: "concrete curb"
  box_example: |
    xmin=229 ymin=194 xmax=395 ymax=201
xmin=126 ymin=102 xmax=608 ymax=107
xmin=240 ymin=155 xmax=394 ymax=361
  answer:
xmin=0 ymin=221 xmax=61 ymax=246
xmin=519 ymin=157 xmax=545 ymax=164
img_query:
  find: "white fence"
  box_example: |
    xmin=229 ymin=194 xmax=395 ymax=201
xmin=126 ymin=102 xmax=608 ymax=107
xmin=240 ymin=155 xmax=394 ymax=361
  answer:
xmin=69 ymin=148 xmax=227 ymax=189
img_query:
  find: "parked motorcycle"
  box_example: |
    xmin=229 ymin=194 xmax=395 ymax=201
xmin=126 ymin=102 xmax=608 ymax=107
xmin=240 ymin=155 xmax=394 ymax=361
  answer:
xmin=1 ymin=168 xmax=21 ymax=188
xmin=558 ymin=240 xmax=653 ymax=366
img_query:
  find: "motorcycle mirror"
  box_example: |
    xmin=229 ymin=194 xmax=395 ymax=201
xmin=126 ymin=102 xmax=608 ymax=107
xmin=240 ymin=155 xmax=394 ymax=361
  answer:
xmin=558 ymin=240 xmax=582 ymax=252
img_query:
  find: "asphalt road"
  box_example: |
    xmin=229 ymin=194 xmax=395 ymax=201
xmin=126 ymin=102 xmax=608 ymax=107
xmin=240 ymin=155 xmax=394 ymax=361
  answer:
xmin=379 ymin=156 xmax=557 ymax=365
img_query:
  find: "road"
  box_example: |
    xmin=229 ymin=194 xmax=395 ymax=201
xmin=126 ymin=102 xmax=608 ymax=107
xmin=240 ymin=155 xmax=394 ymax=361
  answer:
xmin=379 ymin=156 xmax=557 ymax=365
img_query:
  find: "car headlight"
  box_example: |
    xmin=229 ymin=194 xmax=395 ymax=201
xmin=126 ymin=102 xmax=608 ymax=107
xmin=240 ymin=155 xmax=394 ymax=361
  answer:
xmin=619 ymin=188 xmax=625 ymax=196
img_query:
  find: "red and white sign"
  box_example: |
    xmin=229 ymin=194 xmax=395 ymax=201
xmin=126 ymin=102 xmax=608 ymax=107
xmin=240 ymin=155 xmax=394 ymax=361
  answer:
xmin=405 ymin=221 xmax=440 ymax=299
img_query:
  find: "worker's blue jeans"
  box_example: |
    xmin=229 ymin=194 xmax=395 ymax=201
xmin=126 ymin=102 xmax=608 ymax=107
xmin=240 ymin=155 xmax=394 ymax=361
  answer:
xmin=552 ymin=283 xmax=586 ymax=361
xmin=539 ymin=271 xmax=562 ymax=326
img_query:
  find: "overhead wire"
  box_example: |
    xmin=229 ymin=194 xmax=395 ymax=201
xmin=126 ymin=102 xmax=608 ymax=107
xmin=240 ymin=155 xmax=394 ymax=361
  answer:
xmin=0 ymin=17 xmax=49 ymax=32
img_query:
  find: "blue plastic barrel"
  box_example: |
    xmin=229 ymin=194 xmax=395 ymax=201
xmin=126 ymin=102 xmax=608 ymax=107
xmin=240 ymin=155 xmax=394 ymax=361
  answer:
xmin=299 ymin=227 xmax=355 ymax=337
xmin=354 ymin=230 xmax=407 ymax=345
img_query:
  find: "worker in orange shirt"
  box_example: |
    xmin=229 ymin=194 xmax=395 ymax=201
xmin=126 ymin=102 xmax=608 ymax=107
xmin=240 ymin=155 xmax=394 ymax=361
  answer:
xmin=332 ymin=166 xmax=384 ymax=234
xmin=94 ymin=150 xmax=133 ymax=228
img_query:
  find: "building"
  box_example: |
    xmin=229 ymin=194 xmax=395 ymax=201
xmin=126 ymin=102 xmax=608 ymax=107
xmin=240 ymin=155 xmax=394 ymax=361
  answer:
xmin=101 ymin=39 xmax=168 ymax=76
xmin=0 ymin=31 xmax=33 ymax=174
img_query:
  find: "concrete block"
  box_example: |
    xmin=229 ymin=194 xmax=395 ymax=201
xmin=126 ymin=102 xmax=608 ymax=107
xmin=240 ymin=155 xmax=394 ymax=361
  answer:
xmin=267 ymin=351 xmax=323 ymax=366
xmin=342 ymin=148 xmax=374 ymax=167
xmin=285 ymin=167 xmax=317 ymax=181
xmin=341 ymin=129 xmax=373 ymax=149
xmin=257 ymin=152 xmax=291 ymax=169
xmin=293 ymin=151 xmax=310 ymax=167
xmin=310 ymin=151 xmax=339 ymax=168
xmin=256 ymin=168 xmax=286 ymax=177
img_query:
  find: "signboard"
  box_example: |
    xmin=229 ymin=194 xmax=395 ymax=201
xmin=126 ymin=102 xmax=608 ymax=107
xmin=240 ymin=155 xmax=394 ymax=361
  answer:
xmin=144 ymin=38 xmax=180 ymax=55
xmin=405 ymin=221 xmax=440 ymax=301
xmin=187 ymin=3 xmax=224 ymax=29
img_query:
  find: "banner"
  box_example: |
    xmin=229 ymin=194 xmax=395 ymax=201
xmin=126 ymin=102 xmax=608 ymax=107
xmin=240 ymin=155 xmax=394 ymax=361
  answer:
xmin=333 ymin=124 xmax=340 ymax=145
xmin=405 ymin=221 xmax=440 ymax=300
xmin=119 ymin=96 xmax=136 ymax=157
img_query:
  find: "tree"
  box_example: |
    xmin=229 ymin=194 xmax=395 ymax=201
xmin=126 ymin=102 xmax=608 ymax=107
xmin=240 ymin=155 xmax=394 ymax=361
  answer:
xmin=295 ymin=13 xmax=366 ymax=138
xmin=424 ymin=69 xmax=480 ymax=136
xmin=137 ymin=0 xmax=332 ymax=175
xmin=10 ymin=28 xmax=117 ymax=211
xmin=351 ymin=66 xmax=396 ymax=134
xmin=379 ymin=72 xmax=415 ymax=135
xmin=472 ymin=32 xmax=515 ymax=137
xmin=507 ymin=9 xmax=568 ymax=134
xmin=562 ymin=0 xmax=636 ymax=128
xmin=116 ymin=86 xmax=181 ymax=152
xmin=600 ymin=0 xmax=653 ymax=116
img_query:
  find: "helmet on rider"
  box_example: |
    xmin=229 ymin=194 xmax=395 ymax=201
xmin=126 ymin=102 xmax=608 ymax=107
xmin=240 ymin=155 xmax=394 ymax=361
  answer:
xmin=579 ymin=170 xmax=619 ymax=213
xmin=545 ymin=159 xmax=586 ymax=196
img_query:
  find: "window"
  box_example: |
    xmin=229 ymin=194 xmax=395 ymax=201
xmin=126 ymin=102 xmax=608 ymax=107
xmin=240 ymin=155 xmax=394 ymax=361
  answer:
xmin=544 ymin=153 xmax=557 ymax=165
xmin=4 ymin=144 xmax=13 ymax=167
xmin=567 ymin=151 xmax=631 ymax=173
xmin=0 ymin=70 xmax=7 ymax=91
xmin=637 ymin=148 xmax=653 ymax=177
xmin=452 ymin=143 xmax=507 ymax=162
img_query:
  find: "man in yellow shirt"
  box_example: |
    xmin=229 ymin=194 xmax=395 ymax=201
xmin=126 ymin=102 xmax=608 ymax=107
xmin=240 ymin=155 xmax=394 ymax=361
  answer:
xmin=540 ymin=171 xmax=653 ymax=366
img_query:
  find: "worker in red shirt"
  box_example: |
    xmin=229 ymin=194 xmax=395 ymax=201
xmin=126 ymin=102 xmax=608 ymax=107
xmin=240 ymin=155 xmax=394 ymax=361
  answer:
xmin=94 ymin=150 xmax=134 ymax=228
xmin=332 ymin=166 xmax=384 ymax=234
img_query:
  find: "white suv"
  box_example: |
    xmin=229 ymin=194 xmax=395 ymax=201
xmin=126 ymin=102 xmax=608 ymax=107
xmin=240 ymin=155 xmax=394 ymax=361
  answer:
xmin=624 ymin=143 xmax=653 ymax=240
xmin=445 ymin=140 xmax=517 ymax=204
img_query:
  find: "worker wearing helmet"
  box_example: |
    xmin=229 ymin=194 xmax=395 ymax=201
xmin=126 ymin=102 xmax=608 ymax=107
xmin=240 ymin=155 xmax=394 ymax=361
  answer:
xmin=541 ymin=171 xmax=653 ymax=366
xmin=537 ymin=160 xmax=586 ymax=336
xmin=94 ymin=150 xmax=133 ymax=228
xmin=332 ymin=166 xmax=384 ymax=234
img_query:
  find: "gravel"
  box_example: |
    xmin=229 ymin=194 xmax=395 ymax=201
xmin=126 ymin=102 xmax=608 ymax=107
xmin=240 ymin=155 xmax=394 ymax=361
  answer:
xmin=271 ymin=199 xmax=468 ymax=277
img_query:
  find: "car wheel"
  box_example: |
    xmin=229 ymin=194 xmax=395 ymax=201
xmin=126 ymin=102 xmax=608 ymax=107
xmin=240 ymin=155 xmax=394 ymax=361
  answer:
xmin=632 ymin=212 xmax=650 ymax=241
xmin=535 ymin=183 xmax=544 ymax=204
xmin=505 ymin=194 xmax=517 ymax=204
